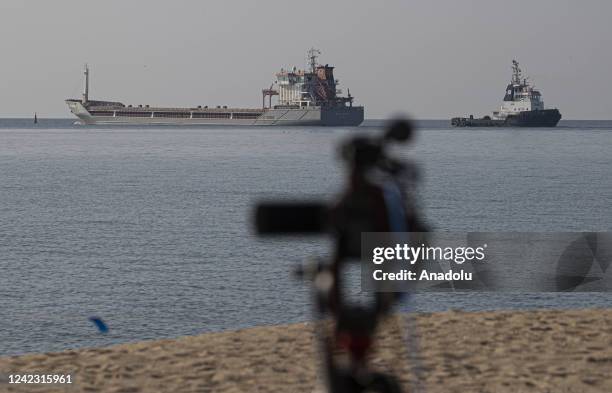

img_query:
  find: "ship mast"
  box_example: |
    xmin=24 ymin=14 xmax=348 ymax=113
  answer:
xmin=82 ymin=64 xmax=89 ymax=104
xmin=307 ymin=48 xmax=321 ymax=73
xmin=511 ymin=60 xmax=522 ymax=86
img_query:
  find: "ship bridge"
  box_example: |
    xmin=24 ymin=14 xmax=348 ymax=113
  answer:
xmin=494 ymin=60 xmax=544 ymax=119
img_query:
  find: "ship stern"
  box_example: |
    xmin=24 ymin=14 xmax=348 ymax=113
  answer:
xmin=320 ymin=106 xmax=364 ymax=126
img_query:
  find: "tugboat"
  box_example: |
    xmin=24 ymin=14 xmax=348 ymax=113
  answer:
xmin=452 ymin=60 xmax=561 ymax=127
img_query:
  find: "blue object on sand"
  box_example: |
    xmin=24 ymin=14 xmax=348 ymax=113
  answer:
xmin=89 ymin=317 xmax=109 ymax=333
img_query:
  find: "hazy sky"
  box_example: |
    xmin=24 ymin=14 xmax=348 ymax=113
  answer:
xmin=1 ymin=0 xmax=611 ymax=119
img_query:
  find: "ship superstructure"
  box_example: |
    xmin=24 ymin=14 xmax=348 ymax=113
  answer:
xmin=492 ymin=60 xmax=545 ymax=120
xmin=275 ymin=48 xmax=355 ymax=109
xmin=66 ymin=49 xmax=364 ymax=126
xmin=452 ymin=60 xmax=561 ymax=127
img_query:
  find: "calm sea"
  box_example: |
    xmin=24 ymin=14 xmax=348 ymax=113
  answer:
xmin=1 ymin=119 xmax=611 ymax=355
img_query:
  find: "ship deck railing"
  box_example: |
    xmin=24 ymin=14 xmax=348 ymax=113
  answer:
xmin=87 ymin=106 xmax=266 ymax=113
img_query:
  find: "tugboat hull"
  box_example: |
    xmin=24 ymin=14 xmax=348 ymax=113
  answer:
xmin=452 ymin=109 xmax=561 ymax=127
xmin=505 ymin=109 xmax=562 ymax=127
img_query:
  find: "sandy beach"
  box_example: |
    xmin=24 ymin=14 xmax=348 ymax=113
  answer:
xmin=1 ymin=309 xmax=611 ymax=393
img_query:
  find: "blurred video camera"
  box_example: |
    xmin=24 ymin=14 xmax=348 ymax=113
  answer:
xmin=255 ymin=119 xmax=425 ymax=258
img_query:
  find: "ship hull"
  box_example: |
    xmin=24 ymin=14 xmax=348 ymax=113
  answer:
xmin=505 ymin=109 xmax=562 ymax=127
xmin=66 ymin=101 xmax=364 ymax=127
xmin=452 ymin=109 xmax=562 ymax=127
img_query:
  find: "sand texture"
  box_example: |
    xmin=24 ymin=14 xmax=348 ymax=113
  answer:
xmin=1 ymin=309 xmax=611 ymax=393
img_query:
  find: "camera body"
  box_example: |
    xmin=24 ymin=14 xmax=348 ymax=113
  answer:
xmin=255 ymin=202 xmax=329 ymax=234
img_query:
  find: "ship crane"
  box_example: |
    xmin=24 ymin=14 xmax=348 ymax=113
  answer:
xmin=261 ymin=83 xmax=278 ymax=109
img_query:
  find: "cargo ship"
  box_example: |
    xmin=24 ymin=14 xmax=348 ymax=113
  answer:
xmin=451 ymin=60 xmax=561 ymax=127
xmin=66 ymin=49 xmax=364 ymax=126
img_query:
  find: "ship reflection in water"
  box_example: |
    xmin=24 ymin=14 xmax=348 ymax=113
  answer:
xmin=452 ymin=60 xmax=561 ymax=127
xmin=65 ymin=48 xmax=364 ymax=127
